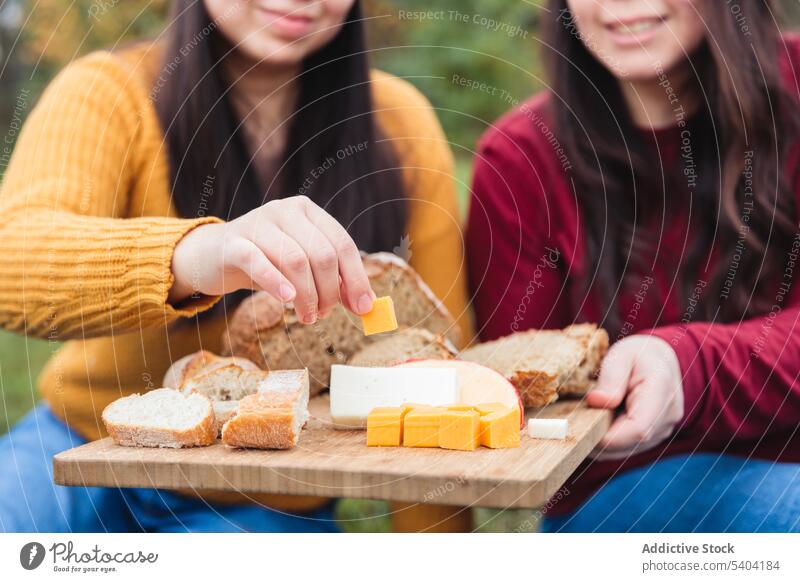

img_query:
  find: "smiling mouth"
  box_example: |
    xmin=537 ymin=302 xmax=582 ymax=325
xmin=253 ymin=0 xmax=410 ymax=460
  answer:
xmin=607 ymin=17 xmax=666 ymax=36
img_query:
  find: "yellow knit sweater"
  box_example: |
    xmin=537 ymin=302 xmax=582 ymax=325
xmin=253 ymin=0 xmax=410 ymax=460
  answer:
xmin=0 ymin=42 xmax=471 ymax=517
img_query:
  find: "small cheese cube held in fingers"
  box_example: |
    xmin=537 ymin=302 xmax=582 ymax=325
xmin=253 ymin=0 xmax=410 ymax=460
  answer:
xmin=360 ymin=296 xmax=398 ymax=335
xmin=367 ymin=407 xmax=407 ymax=447
xmin=439 ymin=409 xmax=481 ymax=451
xmin=527 ymin=418 xmax=568 ymax=440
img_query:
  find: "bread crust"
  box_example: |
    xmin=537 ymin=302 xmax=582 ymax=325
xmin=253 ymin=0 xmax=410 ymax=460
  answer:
xmin=347 ymin=328 xmax=457 ymax=367
xmin=459 ymin=323 xmax=609 ymax=408
xmin=220 ymin=389 xmax=305 ymax=450
xmin=102 ymin=391 xmax=216 ymax=448
xmin=559 ymin=324 xmax=610 ymax=396
xmin=221 ymin=408 xmax=297 ymax=450
xmin=162 ymin=350 xmax=261 ymax=389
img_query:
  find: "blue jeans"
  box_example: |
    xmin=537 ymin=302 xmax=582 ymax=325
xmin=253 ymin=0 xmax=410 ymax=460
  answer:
xmin=0 ymin=403 xmax=339 ymax=533
xmin=541 ymin=453 xmax=800 ymax=532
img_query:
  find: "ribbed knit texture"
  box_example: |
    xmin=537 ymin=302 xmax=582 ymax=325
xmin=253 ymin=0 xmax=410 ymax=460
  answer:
xmin=0 ymin=42 xmax=470 ymax=515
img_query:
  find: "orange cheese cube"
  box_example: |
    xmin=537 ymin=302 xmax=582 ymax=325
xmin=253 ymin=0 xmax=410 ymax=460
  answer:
xmin=446 ymin=404 xmax=476 ymax=412
xmin=403 ymin=407 xmax=445 ymax=447
xmin=360 ymin=296 xmax=398 ymax=335
xmin=439 ymin=410 xmax=481 ymax=451
xmin=401 ymin=402 xmax=432 ymax=412
xmin=474 ymin=402 xmax=509 ymax=416
xmin=367 ymin=407 xmax=407 ymax=447
xmin=479 ymin=406 xmax=521 ymax=448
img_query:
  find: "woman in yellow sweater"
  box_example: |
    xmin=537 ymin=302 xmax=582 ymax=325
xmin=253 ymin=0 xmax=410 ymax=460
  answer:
xmin=0 ymin=0 xmax=470 ymax=532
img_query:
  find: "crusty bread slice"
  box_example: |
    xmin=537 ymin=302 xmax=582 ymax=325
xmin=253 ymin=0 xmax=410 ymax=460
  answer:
xmin=347 ymin=328 xmax=457 ymax=367
xmin=459 ymin=324 xmax=609 ymax=408
xmin=221 ymin=252 xmax=460 ymax=395
xmin=162 ymin=350 xmax=261 ymax=389
xmin=221 ymin=369 xmax=310 ymax=449
xmin=180 ymin=364 xmax=268 ymax=401
xmin=102 ymin=388 xmax=216 ymax=448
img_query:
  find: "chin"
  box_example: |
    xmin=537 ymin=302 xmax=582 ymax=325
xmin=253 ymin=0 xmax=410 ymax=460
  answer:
xmin=603 ymin=56 xmax=666 ymax=82
xmin=237 ymin=38 xmax=310 ymax=67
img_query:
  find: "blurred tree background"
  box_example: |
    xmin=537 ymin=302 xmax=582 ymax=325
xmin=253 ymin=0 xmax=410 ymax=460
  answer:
xmin=2 ymin=0 xmax=800 ymax=532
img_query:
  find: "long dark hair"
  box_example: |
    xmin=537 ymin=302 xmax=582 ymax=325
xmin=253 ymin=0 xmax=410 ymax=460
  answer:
xmin=154 ymin=1 xmax=407 ymax=308
xmin=543 ymin=0 xmax=800 ymax=333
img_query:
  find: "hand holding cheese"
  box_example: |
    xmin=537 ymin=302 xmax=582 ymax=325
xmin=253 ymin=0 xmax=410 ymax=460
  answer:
xmin=170 ymin=195 xmax=376 ymax=324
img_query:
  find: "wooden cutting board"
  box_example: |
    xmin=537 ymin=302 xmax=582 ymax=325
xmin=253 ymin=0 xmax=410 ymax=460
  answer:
xmin=53 ymin=395 xmax=610 ymax=508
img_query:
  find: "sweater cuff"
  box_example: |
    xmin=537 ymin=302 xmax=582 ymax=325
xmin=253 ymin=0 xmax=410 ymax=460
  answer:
xmin=122 ymin=216 xmax=225 ymax=323
xmin=638 ymin=324 xmax=707 ymax=433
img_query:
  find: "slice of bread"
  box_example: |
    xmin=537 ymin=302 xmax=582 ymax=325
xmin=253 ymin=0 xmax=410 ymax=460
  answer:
xmin=347 ymin=328 xmax=457 ymax=367
xmin=459 ymin=324 xmax=609 ymax=408
xmin=221 ymin=369 xmax=310 ymax=449
xmin=102 ymin=388 xmax=216 ymax=448
xmin=180 ymin=364 xmax=268 ymax=401
xmin=162 ymin=350 xmax=261 ymax=389
xmin=221 ymin=252 xmax=460 ymax=395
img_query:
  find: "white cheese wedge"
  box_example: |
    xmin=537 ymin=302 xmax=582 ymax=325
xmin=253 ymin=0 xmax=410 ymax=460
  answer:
xmin=527 ymin=418 xmax=568 ymax=440
xmin=329 ymin=365 xmax=459 ymax=429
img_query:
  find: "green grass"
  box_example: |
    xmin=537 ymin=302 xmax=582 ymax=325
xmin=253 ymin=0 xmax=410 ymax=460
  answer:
xmin=0 ymin=330 xmax=54 ymax=435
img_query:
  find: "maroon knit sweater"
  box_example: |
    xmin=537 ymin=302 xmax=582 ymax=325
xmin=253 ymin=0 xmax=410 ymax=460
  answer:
xmin=466 ymin=36 xmax=800 ymax=516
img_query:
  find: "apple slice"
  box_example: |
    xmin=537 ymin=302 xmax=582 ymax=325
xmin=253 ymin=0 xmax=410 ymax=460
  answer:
xmin=395 ymin=359 xmax=524 ymax=428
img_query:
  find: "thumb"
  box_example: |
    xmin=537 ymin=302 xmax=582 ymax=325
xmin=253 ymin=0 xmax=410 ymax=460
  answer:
xmin=586 ymin=342 xmax=635 ymax=409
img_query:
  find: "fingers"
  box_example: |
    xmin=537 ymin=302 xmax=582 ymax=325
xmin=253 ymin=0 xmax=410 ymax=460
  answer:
xmin=302 ymin=199 xmax=375 ymax=314
xmin=249 ymin=228 xmax=319 ymax=324
xmin=224 ymin=238 xmax=296 ymax=303
xmin=278 ymin=213 xmax=342 ymax=319
xmin=591 ymin=413 xmax=673 ymax=461
xmin=586 ymin=344 xmax=636 ymax=409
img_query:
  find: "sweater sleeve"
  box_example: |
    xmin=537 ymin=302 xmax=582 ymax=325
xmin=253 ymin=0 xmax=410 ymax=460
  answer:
xmin=646 ymin=304 xmax=800 ymax=442
xmin=0 ymin=53 xmax=222 ymax=341
xmin=466 ymin=132 xmax=569 ymax=342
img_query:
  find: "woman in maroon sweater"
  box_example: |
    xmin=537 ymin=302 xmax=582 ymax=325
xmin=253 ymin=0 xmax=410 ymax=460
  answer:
xmin=468 ymin=0 xmax=800 ymax=531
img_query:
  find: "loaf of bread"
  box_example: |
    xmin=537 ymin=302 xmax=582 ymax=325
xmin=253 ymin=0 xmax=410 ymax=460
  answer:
xmin=459 ymin=324 xmax=609 ymax=408
xmin=347 ymin=328 xmax=457 ymax=367
xmin=222 ymin=252 xmax=460 ymax=394
xmin=102 ymin=388 xmax=216 ymax=448
xmin=221 ymin=369 xmax=310 ymax=449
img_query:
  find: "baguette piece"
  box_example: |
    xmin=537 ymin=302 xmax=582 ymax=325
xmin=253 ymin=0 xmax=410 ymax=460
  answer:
xmin=102 ymin=388 xmax=216 ymax=448
xmin=459 ymin=324 xmax=609 ymax=408
xmin=221 ymin=369 xmax=310 ymax=449
xmin=180 ymin=364 xmax=268 ymax=401
xmin=222 ymin=252 xmax=460 ymax=395
xmin=347 ymin=328 xmax=457 ymax=367
xmin=162 ymin=350 xmax=261 ymax=389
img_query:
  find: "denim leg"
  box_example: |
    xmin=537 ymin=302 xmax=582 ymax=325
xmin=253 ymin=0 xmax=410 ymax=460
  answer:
xmin=541 ymin=453 xmax=800 ymax=533
xmin=0 ymin=403 xmax=133 ymax=532
xmin=121 ymin=488 xmax=340 ymax=533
